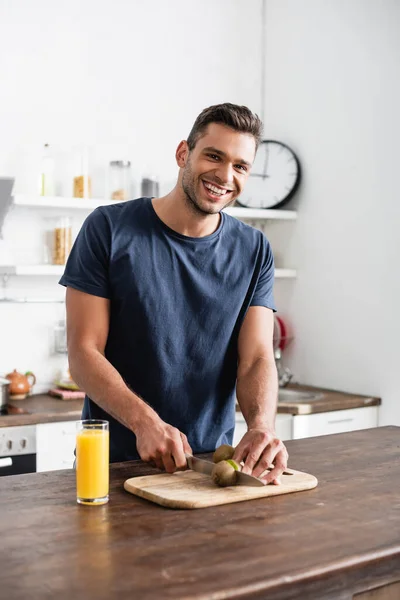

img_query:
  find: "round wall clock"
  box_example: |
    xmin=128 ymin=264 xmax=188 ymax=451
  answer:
xmin=237 ymin=140 xmax=301 ymax=209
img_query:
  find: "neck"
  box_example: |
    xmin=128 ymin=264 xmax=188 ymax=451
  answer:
xmin=151 ymin=185 xmax=221 ymax=238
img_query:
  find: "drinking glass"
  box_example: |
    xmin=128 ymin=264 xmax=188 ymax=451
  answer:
xmin=76 ymin=420 xmax=109 ymax=505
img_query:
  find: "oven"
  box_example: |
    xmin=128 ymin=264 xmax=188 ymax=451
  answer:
xmin=0 ymin=425 xmax=36 ymax=476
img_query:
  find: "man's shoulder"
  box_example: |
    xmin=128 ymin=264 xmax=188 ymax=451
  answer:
xmin=223 ymin=212 xmax=267 ymax=245
xmin=87 ymin=197 xmax=150 ymax=232
xmin=96 ymin=197 xmax=149 ymax=219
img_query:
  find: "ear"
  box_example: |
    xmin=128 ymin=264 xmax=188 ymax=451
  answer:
xmin=176 ymin=140 xmax=189 ymax=168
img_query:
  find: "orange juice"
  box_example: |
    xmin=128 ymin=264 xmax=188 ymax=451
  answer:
xmin=76 ymin=427 xmax=109 ymax=505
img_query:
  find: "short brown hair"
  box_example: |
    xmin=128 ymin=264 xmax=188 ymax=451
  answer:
xmin=186 ymin=103 xmax=263 ymax=151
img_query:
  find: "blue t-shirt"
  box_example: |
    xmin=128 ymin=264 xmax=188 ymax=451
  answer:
xmin=59 ymin=198 xmax=276 ymax=462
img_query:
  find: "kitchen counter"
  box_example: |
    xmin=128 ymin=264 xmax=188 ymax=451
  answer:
xmin=0 ymin=426 xmax=399 ymax=600
xmin=1 ymin=382 xmax=381 ymax=428
xmin=276 ymin=382 xmax=381 ymax=415
xmin=0 ymin=393 xmax=84 ymax=427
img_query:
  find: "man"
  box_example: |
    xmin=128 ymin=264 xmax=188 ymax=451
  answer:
xmin=60 ymin=103 xmax=288 ymax=485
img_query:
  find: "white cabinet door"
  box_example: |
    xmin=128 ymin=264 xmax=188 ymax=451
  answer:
xmin=292 ymin=406 xmax=379 ymax=440
xmin=233 ymin=414 xmax=247 ymax=447
xmin=233 ymin=412 xmax=293 ymax=446
xmin=36 ymin=421 xmax=76 ymax=472
xmin=275 ymin=414 xmax=293 ymax=441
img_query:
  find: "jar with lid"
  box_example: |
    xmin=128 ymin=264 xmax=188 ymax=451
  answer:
xmin=71 ymin=145 xmax=92 ymax=199
xmin=141 ymin=174 xmax=159 ymax=198
xmin=53 ymin=217 xmax=72 ymax=265
xmin=108 ymin=161 xmax=131 ymax=201
xmin=54 ymin=319 xmax=67 ymax=353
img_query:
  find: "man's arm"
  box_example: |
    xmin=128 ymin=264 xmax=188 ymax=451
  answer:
xmin=234 ymin=306 xmax=288 ymax=484
xmin=66 ymin=287 xmax=191 ymax=472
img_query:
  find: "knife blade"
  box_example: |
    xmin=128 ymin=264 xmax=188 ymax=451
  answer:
xmin=185 ymin=454 xmax=265 ymax=487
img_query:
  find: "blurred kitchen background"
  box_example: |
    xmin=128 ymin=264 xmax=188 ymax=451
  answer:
xmin=0 ymin=0 xmax=399 ymax=474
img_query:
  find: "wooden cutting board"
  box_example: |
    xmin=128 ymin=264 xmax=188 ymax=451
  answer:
xmin=124 ymin=467 xmax=318 ymax=509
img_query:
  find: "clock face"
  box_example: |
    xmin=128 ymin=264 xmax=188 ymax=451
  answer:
xmin=237 ymin=140 xmax=300 ymax=209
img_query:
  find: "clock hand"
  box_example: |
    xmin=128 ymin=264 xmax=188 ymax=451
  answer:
xmin=262 ymin=144 xmax=269 ymax=180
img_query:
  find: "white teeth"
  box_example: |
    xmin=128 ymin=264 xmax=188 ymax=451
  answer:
xmin=204 ymin=181 xmax=228 ymax=196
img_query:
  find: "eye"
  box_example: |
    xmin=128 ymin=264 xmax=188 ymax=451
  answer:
xmin=235 ymin=164 xmax=248 ymax=172
xmin=207 ymin=153 xmax=220 ymax=160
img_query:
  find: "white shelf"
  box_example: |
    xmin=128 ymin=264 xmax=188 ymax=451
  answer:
xmin=12 ymin=195 xmax=297 ymax=220
xmin=13 ymin=194 xmax=116 ymax=210
xmin=0 ymin=264 xmax=296 ymax=278
xmin=275 ymin=269 xmax=297 ymax=279
xmin=0 ymin=265 xmax=64 ymax=275
xmin=224 ymin=206 xmax=297 ymax=220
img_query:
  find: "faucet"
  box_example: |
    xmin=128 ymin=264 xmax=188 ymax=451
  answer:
xmin=274 ymin=349 xmax=293 ymax=388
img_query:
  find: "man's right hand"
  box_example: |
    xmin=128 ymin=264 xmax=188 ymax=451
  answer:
xmin=135 ymin=414 xmax=192 ymax=473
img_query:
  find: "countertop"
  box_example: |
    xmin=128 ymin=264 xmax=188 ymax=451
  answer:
xmin=0 ymin=382 xmax=381 ymax=428
xmin=0 ymin=427 xmax=399 ymax=600
xmin=276 ymin=382 xmax=381 ymax=415
xmin=0 ymin=394 xmax=84 ymax=427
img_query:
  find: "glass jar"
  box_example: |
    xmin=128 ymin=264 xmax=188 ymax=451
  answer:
xmin=53 ymin=217 xmax=72 ymax=265
xmin=54 ymin=319 xmax=67 ymax=353
xmin=141 ymin=175 xmax=159 ymax=198
xmin=108 ymin=160 xmax=131 ymax=201
xmin=73 ymin=146 xmax=92 ymax=198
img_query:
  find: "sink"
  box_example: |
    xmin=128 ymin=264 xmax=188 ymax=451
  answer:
xmin=278 ymin=389 xmax=324 ymax=403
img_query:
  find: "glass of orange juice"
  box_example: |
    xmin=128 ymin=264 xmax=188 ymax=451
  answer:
xmin=76 ymin=420 xmax=109 ymax=505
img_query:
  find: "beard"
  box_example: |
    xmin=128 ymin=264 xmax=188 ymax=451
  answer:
xmin=181 ymin=158 xmax=235 ymax=216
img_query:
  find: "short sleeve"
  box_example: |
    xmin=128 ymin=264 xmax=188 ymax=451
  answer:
xmin=59 ymin=208 xmax=111 ymax=299
xmin=250 ymin=236 xmax=276 ymax=312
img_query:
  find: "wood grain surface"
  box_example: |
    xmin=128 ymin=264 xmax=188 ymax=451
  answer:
xmin=0 ymin=426 xmax=399 ymax=600
xmin=124 ymin=466 xmax=318 ymax=508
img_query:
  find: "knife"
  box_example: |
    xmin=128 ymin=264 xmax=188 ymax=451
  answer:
xmin=185 ymin=453 xmax=266 ymax=487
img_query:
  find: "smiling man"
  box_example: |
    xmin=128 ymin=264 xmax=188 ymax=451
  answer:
xmin=60 ymin=103 xmax=288 ymax=485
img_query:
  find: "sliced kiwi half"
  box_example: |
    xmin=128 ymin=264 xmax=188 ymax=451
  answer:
xmin=211 ymin=460 xmax=238 ymax=487
xmin=226 ymin=459 xmax=240 ymax=471
xmin=212 ymin=444 xmax=235 ymax=463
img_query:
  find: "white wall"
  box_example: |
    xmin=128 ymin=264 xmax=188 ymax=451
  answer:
xmin=0 ymin=0 xmax=264 ymax=391
xmin=265 ymin=0 xmax=400 ymax=425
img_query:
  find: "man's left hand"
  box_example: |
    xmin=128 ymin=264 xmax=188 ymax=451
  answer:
xmin=233 ymin=428 xmax=288 ymax=485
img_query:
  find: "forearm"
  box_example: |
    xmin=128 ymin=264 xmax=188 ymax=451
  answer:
xmin=236 ymin=357 xmax=278 ymax=431
xmin=69 ymin=346 xmax=157 ymax=433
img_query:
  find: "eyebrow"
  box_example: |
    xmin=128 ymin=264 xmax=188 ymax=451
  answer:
xmin=202 ymin=146 xmax=252 ymax=168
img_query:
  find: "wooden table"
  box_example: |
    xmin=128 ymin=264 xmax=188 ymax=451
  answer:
xmin=0 ymin=427 xmax=399 ymax=600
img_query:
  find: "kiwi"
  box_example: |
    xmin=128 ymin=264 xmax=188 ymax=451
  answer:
xmin=212 ymin=444 xmax=235 ymax=463
xmin=211 ymin=460 xmax=238 ymax=487
xmin=226 ymin=459 xmax=240 ymax=471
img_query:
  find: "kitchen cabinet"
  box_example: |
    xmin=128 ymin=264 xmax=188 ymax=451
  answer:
xmin=36 ymin=421 xmax=76 ymax=472
xmin=292 ymin=406 xmax=379 ymax=439
xmin=234 ymin=411 xmax=293 ymax=446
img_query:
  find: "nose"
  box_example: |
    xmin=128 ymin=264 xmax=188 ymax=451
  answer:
xmin=215 ymin=162 xmax=235 ymax=186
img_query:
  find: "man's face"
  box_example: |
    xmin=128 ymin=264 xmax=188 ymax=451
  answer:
xmin=178 ymin=123 xmax=256 ymax=216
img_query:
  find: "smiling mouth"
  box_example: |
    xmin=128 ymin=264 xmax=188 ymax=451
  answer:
xmin=202 ymin=180 xmax=234 ymax=199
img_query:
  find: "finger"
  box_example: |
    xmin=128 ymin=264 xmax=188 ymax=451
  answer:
xmin=162 ymin=452 xmax=176 ymax=473
xmin=154 ymin=457 xmax=164 ymax=470
xmin=175 ymin=434 xmax=191 ymax=471
xmin=180 ymin=432 xmax=193 ymax=457
xmin=241 ymin=443 xmax=265 ymax=475
xmin=152 ymin=450 xmax=165 ymax=471
xmin=260 ymin=454 xmax=287 ymax=485
xmin=252 ymin=450 xmax=275 ymax=479
xmin=170 ymin=434 xmax=187 ymax=470
xmin=252 ymin=440 xmax=283 ymax=478
xmin=232 ymin=440 xmax=249 ymax=465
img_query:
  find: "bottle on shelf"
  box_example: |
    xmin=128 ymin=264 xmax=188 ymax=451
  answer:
xmin=108 ymin=160 xmax=132 ymax=201
xmin=141 ymin=174 xmax=159 ymax=198
xmin=38 ymin=144 xmax=55 ymax=197
xmin=52 ymin=217 xmax=72 ymax=265
xmin=73 ymin=146 xmax=91 ymax=199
